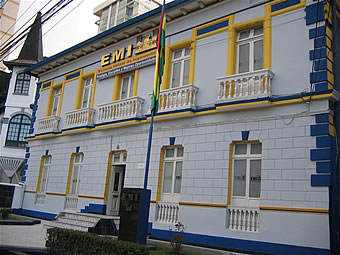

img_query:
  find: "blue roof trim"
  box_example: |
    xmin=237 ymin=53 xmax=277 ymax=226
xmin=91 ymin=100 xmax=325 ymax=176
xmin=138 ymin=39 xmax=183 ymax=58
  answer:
xmin=24 ymin=0 xmax=188 ymax=74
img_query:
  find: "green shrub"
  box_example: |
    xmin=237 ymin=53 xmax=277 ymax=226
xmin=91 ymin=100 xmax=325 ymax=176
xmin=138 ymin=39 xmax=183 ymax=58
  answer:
xmin=0 ymin=207 xmax=11 ymax=220
xmin=46 ymin=228 xmax=149 ymax=255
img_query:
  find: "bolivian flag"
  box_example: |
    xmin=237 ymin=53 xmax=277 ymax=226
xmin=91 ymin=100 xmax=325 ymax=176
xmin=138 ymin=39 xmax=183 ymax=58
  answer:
xmin=151 ymin=0 xmax=166 ymax=114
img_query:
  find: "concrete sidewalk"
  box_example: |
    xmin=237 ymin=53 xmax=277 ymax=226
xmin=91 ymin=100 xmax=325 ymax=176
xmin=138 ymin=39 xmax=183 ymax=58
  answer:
xmin=0 ymin=215 xmax=244 ymax=255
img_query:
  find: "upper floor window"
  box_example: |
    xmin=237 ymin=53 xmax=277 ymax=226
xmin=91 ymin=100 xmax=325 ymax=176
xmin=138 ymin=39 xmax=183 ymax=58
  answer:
xmin=51 ymin=87 xmax=61 ymax=116
xmin=237 ymin=26 xmax=263 ymax=73
xmin=161 ymin=146 xmax=183 ymax=202
xmin=81 ymin=77 xmax=94 ymax=108
xmin=232 ymin=142 xmax=262 ymax=207
xmin=14 ymin=73 xmax=31 ymax=95
xmin=120 ymin=71 xmax=134 ymax=99
xmin=171 ymin=47 xmax=190 ymax=88
xmin=5 ymin=114 xmax=31 ymax=148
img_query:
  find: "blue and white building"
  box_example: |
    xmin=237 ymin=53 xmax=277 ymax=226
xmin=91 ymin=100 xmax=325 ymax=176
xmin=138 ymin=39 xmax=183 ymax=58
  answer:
xmin=17 ymin=0 xmax=340 ymax=254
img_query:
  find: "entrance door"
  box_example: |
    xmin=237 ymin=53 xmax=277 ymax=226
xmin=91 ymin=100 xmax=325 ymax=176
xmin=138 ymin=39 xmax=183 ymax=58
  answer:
xmin=107 ymin=165 xmax=125 ymax=216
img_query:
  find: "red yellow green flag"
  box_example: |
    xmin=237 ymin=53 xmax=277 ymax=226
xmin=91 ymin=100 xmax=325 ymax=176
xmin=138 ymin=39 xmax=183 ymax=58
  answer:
xmin=151 ymin=0 xmax=166 ymax=114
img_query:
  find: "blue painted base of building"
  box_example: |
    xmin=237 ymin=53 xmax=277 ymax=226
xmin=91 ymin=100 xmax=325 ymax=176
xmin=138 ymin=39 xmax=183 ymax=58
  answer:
xmin=148 ymin=224 xmax=329 ymax=255
xmin=81 ymin=203 xmax=106 ymax=214
xmin=12 ymin=208 xmax=57 ymax=220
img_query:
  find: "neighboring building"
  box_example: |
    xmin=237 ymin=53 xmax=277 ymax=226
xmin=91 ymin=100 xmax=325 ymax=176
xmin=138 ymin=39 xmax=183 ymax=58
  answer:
xmin=0 ymin=13 xmax=43 ymax=183
xmin=19 ymin=0 xmax=340 ymax=254
xmin=93 ymin=0 xmax=161 ymax=34
xmin=0 ymin=0 xmax=21 ymax=71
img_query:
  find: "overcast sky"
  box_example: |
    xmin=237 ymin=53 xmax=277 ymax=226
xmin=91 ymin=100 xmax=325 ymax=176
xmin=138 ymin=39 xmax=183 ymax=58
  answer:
xmin=10 ymin=0 xmax=100 ymax=59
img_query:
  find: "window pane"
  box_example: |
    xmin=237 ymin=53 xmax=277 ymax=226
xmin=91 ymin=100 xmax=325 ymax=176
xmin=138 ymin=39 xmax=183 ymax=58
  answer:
xmin=165 ymin=148 xmax=174 ymax=158
xmin=123 ymin=152 xmax=127 ymax=162
xmin=129 ymin=75 xmax=134 ymax=97
xmin=113 ymin=153 xmax=120 ymax=162
xmin=251 ymin=143 xmax=262 ymax=154
xmin=174 ymin=161 xmax=182 ymax=193
xmin=249 ymin=160 xmax=261 ymax=197
xmin=71 ymin=166 xmax=79 ymax=194
xmin=253 ymin=39 xmax=263 ymax=71
xmin=183 ymin=59 xmax=190 ymax=85
xmin=238 ymin=43 xmax=249 ymax=73
xmin=121 ymin=77 xmax=129 ymax=99
xmin=235 ymin=144 xmax=247 ymax=155
xmin=163 ymin=162 xmax=173 ymax=193
xmin=171 ymin=62 xmax=181 ymax=88
xmin=82 ymin=87 xmax=89 ymax=108
xmin=254 ymin=26 xmax=263 ymax=36
xmin=233 ymin=159 xmax=246 ymax=196
xmin=113 ymin=172 xmax=120 ymax=191
xmin=177 ymin=147 xmax=183 ymax=157
xmin=173 ymin=50 xmax=182 ymax=59
xmin=184 ymin=47 xmax=190 ymax=56
xmin=239 ymin=30 xmax=250 ymax=40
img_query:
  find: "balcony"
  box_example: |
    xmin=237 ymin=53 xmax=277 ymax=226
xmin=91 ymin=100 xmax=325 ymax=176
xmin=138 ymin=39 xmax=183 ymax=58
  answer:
xmin=64 ymin=108 xmax=95 ymax=129
xmin=216 ymin=69 xmax=274 ymax=102
xmin=97 ymin=96 xmax=145 ymax=124
xmin=36 ymin=116 xmax=61 ymax=134
xmin=149 ymin=84 xmax=199 ymax=113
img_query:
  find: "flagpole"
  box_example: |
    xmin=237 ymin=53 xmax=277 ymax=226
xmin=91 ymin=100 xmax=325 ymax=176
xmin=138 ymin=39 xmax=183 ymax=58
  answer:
xmin=144 ymin=108 xmax=155 ymax=189
xmin=144 ymin=0 xmax=165 ymax=190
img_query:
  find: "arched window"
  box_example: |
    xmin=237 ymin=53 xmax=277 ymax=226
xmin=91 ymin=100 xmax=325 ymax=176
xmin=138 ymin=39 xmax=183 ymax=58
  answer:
xmin=5 ymin=114 xmax=31 ymax=147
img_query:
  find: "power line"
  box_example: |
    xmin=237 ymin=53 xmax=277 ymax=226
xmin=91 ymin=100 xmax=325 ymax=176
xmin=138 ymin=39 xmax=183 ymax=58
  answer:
xmin=0 ymin=0 xmax=39 ymax=42
xmin=0 ymin=0 xmax=75 ymax=60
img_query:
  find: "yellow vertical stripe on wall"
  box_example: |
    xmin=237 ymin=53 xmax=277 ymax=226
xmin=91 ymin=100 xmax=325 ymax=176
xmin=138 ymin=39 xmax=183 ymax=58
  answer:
xmin=162 ymin=46 xmax=172 ymax=90
xmin=36 ymin=156 xmax=46 ymax=192
xmin=264 ymin=4 xmax=272 ymax=69
xmin=75 ymin=77 xmax=84 ymax=110
xmin=104 ymin=151 xmax=113 ymax=200
xmin=65 ymin=153 xmax=75 ymax=195
xmin=227 ymin=15 xmax=235 ymax=75
xmin=156 ymin=147 xmax=166 ymax=201
xmin=189 ymin=39 xmax=196 ymax=85
xmin=133 ymin=69 xmax=139 ymax=97
xmin=113 ymin=74 xmax=122 ymax=101
xmin=46 ymin=87 xmax=54 ymax=117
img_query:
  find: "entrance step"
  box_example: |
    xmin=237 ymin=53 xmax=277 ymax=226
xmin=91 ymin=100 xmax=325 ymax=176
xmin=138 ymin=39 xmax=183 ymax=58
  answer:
xmin=44 ymin=212 xmax=120 ymax=235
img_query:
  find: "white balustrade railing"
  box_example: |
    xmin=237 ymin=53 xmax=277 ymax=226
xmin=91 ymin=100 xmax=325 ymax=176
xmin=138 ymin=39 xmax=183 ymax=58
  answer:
xmin=64 ymin=108 xmax=95 ymax=129
xmin=216 ymin=69 xmax=274 ymax=101
xmin=149 ymin=84 xmax=198 ymax=113
xmin=36 ymin=116 xmax=61 ymax=134
xmin=228 ymin=207 xmax=260 ymax=232
xmin=64 ymin=196 xmax=78 ymax=210
xmin=97 ymin=97 xmax=145 ymax=123
xmin=156 ymin=202 xmax=180 ymax=224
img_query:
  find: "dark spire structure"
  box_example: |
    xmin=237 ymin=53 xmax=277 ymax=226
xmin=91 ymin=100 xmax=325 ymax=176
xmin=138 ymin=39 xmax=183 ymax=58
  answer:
xmin=4 ymin=12 xmax=44 ymax=69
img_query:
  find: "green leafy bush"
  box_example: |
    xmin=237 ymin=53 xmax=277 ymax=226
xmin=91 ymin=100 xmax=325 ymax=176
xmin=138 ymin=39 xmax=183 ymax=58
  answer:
xmin=0 ymin=207 xmax=11 ymax=220
xmin=46 ymin=228 xmax=149 ymax=255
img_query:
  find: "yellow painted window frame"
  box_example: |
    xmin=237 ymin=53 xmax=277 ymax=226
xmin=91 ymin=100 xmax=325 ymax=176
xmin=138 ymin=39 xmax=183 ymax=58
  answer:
xmin=75 ymin=71 xmax=97 ymax=109
xmin=227 ymin=140 xmax=261 ymax=207
xmin=156 ymin=145 xmax=183 ymax=202
xmin=112 ymin=69 xmax=139 ymax=101
xmin=162 ymin=39 xmax=196 ymax=90
xmin=65 ymin=152 xmax=83 ymax=195
xmin=104 ymin=150 xmax=127 ymax=200
xmin=46 ymin=82 xmax=63 ymax=117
